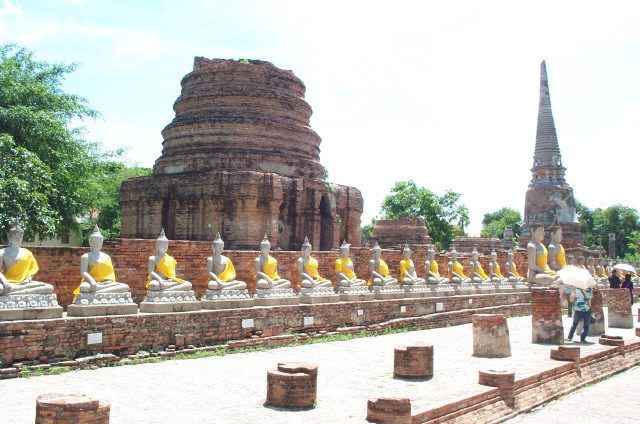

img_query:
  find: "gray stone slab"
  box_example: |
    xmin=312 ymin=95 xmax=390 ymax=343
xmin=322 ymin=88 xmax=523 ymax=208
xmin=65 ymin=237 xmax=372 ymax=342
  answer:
xmin=254 ymin=297 xmax=301 ymax=306
xmin=0 ymin=306 xmax=63 ymax=321
xmin=66 ymin=304 xmax=138 ymax=317
xmin=339 ymin=293 xmax=375 ymax=302
xmin=201 ymin=299 xmax=255 ymax=310
xmin=298 ymin=294 xmax=340 ymax=304
xmin=139 ymin=301 xmax=202 ymax=313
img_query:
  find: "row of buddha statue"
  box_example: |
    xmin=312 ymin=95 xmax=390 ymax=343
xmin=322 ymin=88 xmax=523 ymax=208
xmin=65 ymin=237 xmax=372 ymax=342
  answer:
xmin=1 ymin=219 xmax=627 ymax=320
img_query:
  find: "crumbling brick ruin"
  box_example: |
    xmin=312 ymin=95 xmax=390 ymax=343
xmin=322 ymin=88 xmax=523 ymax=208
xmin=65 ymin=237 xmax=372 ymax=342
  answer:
xmin=120 ymin=58 xmax=363 ymax=249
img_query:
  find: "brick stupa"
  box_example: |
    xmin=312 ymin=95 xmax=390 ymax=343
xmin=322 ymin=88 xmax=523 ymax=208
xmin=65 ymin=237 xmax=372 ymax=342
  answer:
xmin=120 ymin=58 xmax=363 ymax=249
xmin=518 ymin=61 xmax=583 ymax=248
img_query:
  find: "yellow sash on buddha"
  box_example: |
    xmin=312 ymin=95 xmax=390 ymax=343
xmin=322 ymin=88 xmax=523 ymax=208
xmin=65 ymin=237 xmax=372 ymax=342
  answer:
xmin=556 ymin=244 xmax=567 ymax=267
xmin=493 ymin=262 xmax=503 ymax=278
xmin=304 ymin=256 xmax=324 ymax=280
xmin=399 ymin=259 xmax=414 ymax=279
xmin=510 ymin=263 xmax=520 ymax=277
xmin=474 ymin=262 xmax=488 ymax=278
xmin=217 ymin=258 xmax=236 ymax=282
xmin=4 ymin=249 xmax=39 ymax=283
xmin=263 ymin=255 xmax=281 ymax=280
xmin=74 ymin=259 xmax=117 ymax=296
xmin=147 ymin=254 xmax=184 ymax=289
xmin=335 ymin=258 xmax=357 ymax=280
xmin=430 ymin=260 xmax=440 ymax=277
xmin=449 ymin=261 xmax=466 ymax=278
xmin=535 ymin=245 xmax=556 ymax=274
xmin=368 ymin=258 xmax=391 ymax=285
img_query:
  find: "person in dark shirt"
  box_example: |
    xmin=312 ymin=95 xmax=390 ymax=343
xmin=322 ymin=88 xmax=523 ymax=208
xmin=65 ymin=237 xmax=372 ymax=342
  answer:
xmin=621 ymin=273 xmax=634 ymax=304
xmin=608 ymin=270 xmax=621 ymax=289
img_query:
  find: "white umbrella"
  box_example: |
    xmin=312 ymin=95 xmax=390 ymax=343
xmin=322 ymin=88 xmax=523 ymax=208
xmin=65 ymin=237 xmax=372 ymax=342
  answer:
xmin=557 ymin=265 xmax=597 ymax=290
xmin=614 ymin=263 xmax=637 ymax=274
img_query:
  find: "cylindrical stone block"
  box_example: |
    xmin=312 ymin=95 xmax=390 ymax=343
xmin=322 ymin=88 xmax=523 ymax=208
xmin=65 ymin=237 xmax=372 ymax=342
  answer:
xmin=394 ymin=342 xmax=433 ymax=379
xmin=472 ymin=314 xmax=511 ymax=358
xmin=35 ymin=393 xmax=110 ymax=424
xmin=366 ymin=397 xmax=411 ymax=423
xmin=265 ymin=362 xmax=317 ymax=410
xmin=531 ymin=287 xmax=564 ymax=344
xmin=607 ymin=289 xmax=634 ymax=328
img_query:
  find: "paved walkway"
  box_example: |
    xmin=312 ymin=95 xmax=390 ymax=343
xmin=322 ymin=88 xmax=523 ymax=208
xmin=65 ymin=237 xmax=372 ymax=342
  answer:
xmin=1 ymin=306 xmax=639 ymax=423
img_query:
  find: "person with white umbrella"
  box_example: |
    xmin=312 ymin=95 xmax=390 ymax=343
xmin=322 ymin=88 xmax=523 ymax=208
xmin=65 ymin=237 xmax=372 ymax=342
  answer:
xmin=558 ymin=266 xmax=595 ymax=343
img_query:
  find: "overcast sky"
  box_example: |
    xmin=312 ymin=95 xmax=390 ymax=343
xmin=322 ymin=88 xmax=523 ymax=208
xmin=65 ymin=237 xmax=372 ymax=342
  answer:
xmin=2 ymin=0 xmax=639 ymax=236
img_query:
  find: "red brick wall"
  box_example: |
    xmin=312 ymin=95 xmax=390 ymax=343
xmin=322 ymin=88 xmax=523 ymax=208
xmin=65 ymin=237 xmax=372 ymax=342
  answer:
xmin=0 ymin=293 xmax=531 ymax=365
xmin=14 ymin=240 xmax=529 ymax=307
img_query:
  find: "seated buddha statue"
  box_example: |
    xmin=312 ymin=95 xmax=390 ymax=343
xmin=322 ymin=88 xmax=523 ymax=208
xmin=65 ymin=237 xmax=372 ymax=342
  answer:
xmin=596 ymin=257 xmax=608 ymax=283
xmin=577 ymin=255 xmax=586 ymax=269
xmin=206 ymin=233 xmax=247 ymax=290
xmin=255 ymin=235 xmax=291 ymax=289
xmin=526 ymin=222 xmax=561 ymax=285
xmin=76 ymin=226 xmax=130 ymax=296
xmin=0 ymin=220 xmax=54 ymax=295
xmin=587 ymin=256 xmax=597 ymax=277
xmin=369 ymin=242 xmax=398 ymax=286
xmin=505 ymin=250 xmax=525 ymax=282
xmin=566 ymin=254 xmax=575 ymax=266
xmin=147 ymin=229 xmax=193 ymax=291
xmin=399 ymin=244 xmax=426 ymax=286
xmin=469 ymin=248 xmax=491 ymax=284
xmin=547 ymin=225 xmax=567 ymax=272
xmin=297 ymin=237 xmax=332 ymax=289
xmin=335 ymin=241 xmax=367 ymax=287
xmin=425 ymin=245 xmax=449 ymax=284
xmin=488 ymin=250 xmax=506 ymax=283
xmin=448 ymin=248 xmax=472 ymax=284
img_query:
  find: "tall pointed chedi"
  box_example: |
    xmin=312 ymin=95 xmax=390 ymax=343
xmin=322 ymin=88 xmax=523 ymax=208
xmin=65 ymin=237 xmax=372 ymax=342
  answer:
xmin=518 ymin=61 xmax=583 ymax=248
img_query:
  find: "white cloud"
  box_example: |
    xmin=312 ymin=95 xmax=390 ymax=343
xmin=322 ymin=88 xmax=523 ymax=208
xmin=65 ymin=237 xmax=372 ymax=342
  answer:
xmin=0 ymin=0 xmax=22 ymax=38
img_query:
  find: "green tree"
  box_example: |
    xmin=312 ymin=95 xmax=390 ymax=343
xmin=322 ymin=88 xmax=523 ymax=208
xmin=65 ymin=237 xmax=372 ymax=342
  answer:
xmin=0 ymin=44 xmax=101 ymax=238
xmin=576 ymin=200 xmax=640 ymax=258
xmin=378 ymin=180 xmax=469 ymax=250
xmin=80 ymin=162 xmax=152 ymax=243
xmin=480 ymin=207 xmax=522 ymax=240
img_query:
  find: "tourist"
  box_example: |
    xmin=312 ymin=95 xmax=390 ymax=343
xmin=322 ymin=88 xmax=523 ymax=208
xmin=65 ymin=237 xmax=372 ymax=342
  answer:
xmin=563 ymin=284 xmax=573 ymax=317
xmin=608 ymin=270 xmax=621 ymax=289
xmin=621 ymin=273 xmax=634 ymax=304
xmin=566 ymin=286 xmax=593 ymax=343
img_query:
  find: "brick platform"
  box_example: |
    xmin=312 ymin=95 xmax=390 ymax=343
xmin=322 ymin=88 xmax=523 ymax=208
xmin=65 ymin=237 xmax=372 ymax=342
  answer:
xmin=531 ymin=287 xmax=564 ymax=344
xmin=35 ymin=393 xmax=110 ymax=424
xmin=550 ymin=345 xmax=580 ymax=363
xmin=393 ymin=343 xmax=434 ymax=379
xmin=472 ymin=314 xmax=511 ymax=358
xmin=265 ymin=362 xmax=317 ymax=410
xmin=607 ymin=289 xmax=634 ymax=328
xmin=366 ymin=397 xmax=411 ymax=423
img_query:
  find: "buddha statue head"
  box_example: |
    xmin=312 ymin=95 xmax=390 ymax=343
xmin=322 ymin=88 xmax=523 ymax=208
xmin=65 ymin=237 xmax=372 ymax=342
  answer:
xmin=472 ymin=248 xmax=479 ymax=260
xmin=156 ymin=228 xmax=169 ymax=255
xmin=427 ymin=245 xmax=436 ymax=262
xmin=372 ymin=241 xmax=382 ymax=258
xmin=530 ymin=220 xmax=545 ymax=242
xmin=402 ymin=243 xmax=412 ymax=259
xmin=301 ymin=237 xmax=312 ymax=256
xmin=260 ymin=234 xmax=271 ymax=254
xmin=339 ymin=240 xmax=350 ymax=258
xmin=507 ymin=250 xmax=514 ymax=262
xmin=490 ymin=250 xmax=497 ymax=262
xmin=89 ymin=225 xmax=104 ymax=251
xmin=213 ymin=232 xmax=225 ymax=254
xmin=549 ymin=224 xmax=562 ymax=243
xmin=450 ymin=248 xmax=458 ymax=261
xmin=7 ymin=218 xmax=24 ymax=246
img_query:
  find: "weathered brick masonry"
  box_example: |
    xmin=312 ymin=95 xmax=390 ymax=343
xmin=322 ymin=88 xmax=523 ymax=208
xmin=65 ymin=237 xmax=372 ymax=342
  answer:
xmin=0 ymin=293 xmax=531 ymax=366
xmin=15 ymin=240 xmax=531 ymax=308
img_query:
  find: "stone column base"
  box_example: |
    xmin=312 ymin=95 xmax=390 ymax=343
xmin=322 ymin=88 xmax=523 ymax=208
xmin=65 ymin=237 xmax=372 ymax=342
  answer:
xmin=139 ymin=301 xmax=202 ymax=313
xmin=67 ymin=303 xmax=138 ymax=317
xmin=0 ymin=306 xmax=63 ymax=321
